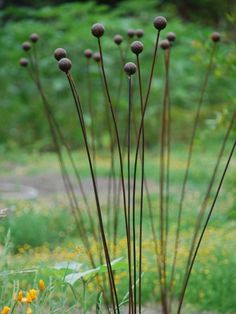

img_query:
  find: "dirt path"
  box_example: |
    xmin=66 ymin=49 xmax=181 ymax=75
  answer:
xmin=0 ymin=172 xmax=158 ymax=202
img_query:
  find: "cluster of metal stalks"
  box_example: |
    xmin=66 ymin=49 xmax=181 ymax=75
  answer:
xmin=19 ymin=17 xmax=235 ymax=314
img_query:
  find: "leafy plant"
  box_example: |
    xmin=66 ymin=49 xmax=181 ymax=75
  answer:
xmin=16 ymin=9 xmax=236 ymax=314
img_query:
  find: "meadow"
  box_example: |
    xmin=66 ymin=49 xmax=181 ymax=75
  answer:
xmin=0 ymin=1 xmax=236 ymax=313
xmin=0 ymin=144 xmax=235 ymax=313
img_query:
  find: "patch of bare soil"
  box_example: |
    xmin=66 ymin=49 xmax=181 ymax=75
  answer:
xmin=0 ymin=172 xmax=158 ymax=201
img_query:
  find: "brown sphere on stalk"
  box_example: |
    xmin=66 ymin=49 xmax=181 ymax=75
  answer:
xmin=58 ymin=58 xmax=72 ymax=73
xmin=22 ymin=41 xmax=31 ymax=51
xmin=93 ymin=52 xmax=101 ymax=63
xmin=30 ymin=33 xmax=39 ymax=43
xmin=153 ymin=16 xmax=167 ymax=30
xmin=114 ymin=34 xmax=123 ymax=45
xmin=136 ymin=29 xmax=144 ymax=38
xmin=91 ymin=23 xmax=104 ymax=38
xmin=84 ymin=49 xmax=93 ymax=58
xmin=160 ymin=39 xmax=170 ymax=50
xmin=54 ymin=48 xmax=67 ymax=61
xmin=127 ymin=29 xmax=135 ymax=38
xmin=124 ymin=62 xmax=136 ymax=76
xmin=167 ymin=32 xmax=176 ymax=42
xmin=131 ymin=41 xmax=144 ymax=55
xmin=211 ymin=32 xmax=221 ymax=42
xmin=19 ymin=58 xmax=29 ymax=67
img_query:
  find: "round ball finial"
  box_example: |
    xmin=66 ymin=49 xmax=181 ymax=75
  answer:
xmin=167 ymin=32 xmax=176 ymax=42
xmin=131 ymin=41 xmax=144 ymax=55
xmin=91 ymin=23 xmax=105 ymax=38
xmin=93 ymin=52 xmax=101 ymax=63
xmin=153 ymin=16 xmax=167 ymax=30
xmin=58 ymin=58 xmax=72 ymax=73
xmin=160 ymin=39 xmax=170 ymax=50
xmin=136 ymin=29 xmax=144 ymax=38
xmin=127 ymin=29 xmax=135 ymax=38
xmin=19 ymin=58 xmax=29 ymax=67
xmin=22 ymin=41 xmax=31 ymax=51
xmin=30 ymin=33 xmax=39 ymax=43
xmin=124 ymin=62 xmax=136 ymax=76
xmin=114 ymin=34 xmax=123 ymax=45
xmin=84 ymin=49 xmax=93 ymax=58
xmin=211 ymin=32 xmax=221 ymax=42
xmin=54 ymin=48 xmax=67 ymax=61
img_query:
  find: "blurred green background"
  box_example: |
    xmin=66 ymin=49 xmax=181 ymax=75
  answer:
xmin=0 ymin=0 xmax=236 ymax=151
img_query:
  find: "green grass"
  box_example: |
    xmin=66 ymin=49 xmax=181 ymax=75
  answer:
xmin=0 ymin=143 xmax=235 ymax=313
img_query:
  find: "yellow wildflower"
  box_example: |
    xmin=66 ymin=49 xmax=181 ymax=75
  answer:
xmin=1 ymin=307 xmax=10 ymax=314
xmin=26 ymin=307 xmax=33 ymax=314
xmin=39 ymin=279 xmax=45 ymax=291
xmin=17 ymin=290 xmax=23 ymax=301
xmin=22 ymin=292 xmax=32 ymax=303
xmin=27 ymin=292 xmax=33 ymax=303
xmin=28 ymin=289 xmax=37 ymax=300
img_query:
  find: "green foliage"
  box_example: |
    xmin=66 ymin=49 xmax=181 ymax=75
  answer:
xmin=0 ymin=205 xmax=76 ymax=251
xmin=0 ymin=1 xmax=235 ymax=149
xmin=0 ymin=146 xmax=235 ymax=312
xmin=163 ymin=0 xmax=236 ymax=24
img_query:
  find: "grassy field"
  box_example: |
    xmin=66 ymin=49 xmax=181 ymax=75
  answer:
xmin=0 ymin=141 xmax=235 ymax=313
xmin=0 ymin=1 xmax=236 ymax=313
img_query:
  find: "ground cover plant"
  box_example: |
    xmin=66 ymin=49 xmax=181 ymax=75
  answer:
xmin=0 ymin=1 xmax=236 ymax=314
xmin=0 ymin=148 xmax=235 ymax=313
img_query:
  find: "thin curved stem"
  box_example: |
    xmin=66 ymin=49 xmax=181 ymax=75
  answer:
xmin=97 ymin=37 xmax=133 ymax=313
xmin=42 ymin=94 xmax=96 ymax=267
xmin=164 ymin=48 xmax=171 ymax=276
xmin=132 ymin=30 xmax=168 ymax=313
xmin=127 ymin=75 xmax=134 ymax=312
xmin=66 ymin=72 xmax=120 ymax=313
xmin=112 ymin=45 xmax=126 ymax=251
xmin=30 ymin=51 xmax=92 ymax=221
xmin=158 ymin=48 xmax=170 ymax=311
xmin=136 ymin=54 xmax=144 ymax=314
xmin=86 ymin=58 xmax=97 ymax=179
xmin=169 ymin=43 xmax=218 ymax=300
xmin=182 ymin=110 xmax=236 ymax=290
xmin=26 ymin=50 xmax=111 ymax=308
xmin=27 ymin=55 xmax=97 ymax=267
xmin=177 ymin=139 xmax=236 ymax=313
xmin=96 ymin=62 xmax=117 ymax=252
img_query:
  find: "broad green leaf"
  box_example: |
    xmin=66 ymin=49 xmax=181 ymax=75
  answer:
xmin=65 ymin=267 xmax=99 ymax=285
xmin=54 ymin=261 xmax=83 ymax=272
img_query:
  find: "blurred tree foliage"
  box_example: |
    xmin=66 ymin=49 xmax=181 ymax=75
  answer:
xmin=0 ymin=0 xmax=235 ymax=150
xmin=2 ymin=0 xmax=236 ymax=25
xmin=163 ymin=0 xmax=236 ymax=25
